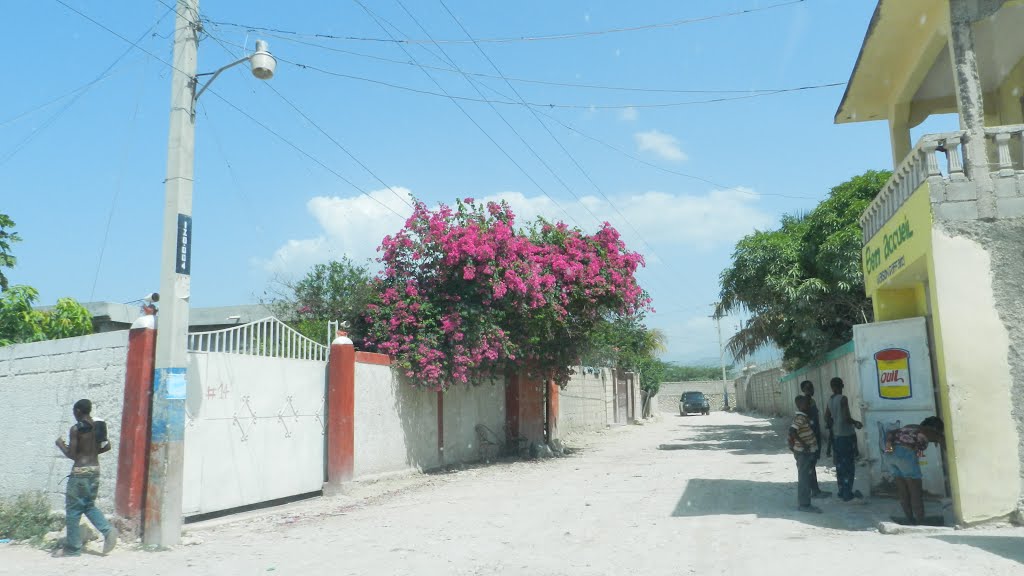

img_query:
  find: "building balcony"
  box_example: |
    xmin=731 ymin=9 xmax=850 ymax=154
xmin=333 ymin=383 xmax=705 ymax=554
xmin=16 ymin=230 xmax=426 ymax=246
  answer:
xmin=860 ymin=124 xmax=1024 ymax=243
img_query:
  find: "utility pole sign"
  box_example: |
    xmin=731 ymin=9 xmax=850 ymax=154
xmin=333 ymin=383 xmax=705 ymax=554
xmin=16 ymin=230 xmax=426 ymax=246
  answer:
xmin=175 ymin=214 xmax=192 ymax=275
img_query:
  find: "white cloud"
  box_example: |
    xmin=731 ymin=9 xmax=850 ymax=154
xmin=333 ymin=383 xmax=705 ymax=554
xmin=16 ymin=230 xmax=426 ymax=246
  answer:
xmin=619 ymin=106 xmax=638 ymax=122
xmin=258 ymin=187 xmax=413 ymax=276
xmin=634 ymin=130 xmax=687 ymax=162
xmin=261 ymin=185 xmax=772 ymax=277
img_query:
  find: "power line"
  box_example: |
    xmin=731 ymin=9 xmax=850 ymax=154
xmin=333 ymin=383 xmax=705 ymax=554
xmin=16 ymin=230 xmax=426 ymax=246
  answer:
xmin=536 ymin=110 xmax=818 ymax=201
xmin=435 ymin=0 xmax=664 ymax=262
xmin=270 ymin=56 xmax=843 ymax=110
xmin=54 ymin=0 xmax=409 ymax=221
xmin=390 ymin=0 xmax=607 ymax=229
xmin=351 ymin=0 xmax=581 ymax=228
xmin=213 ymin=27 xmax=836 ymax=96
xmin=205 ymin=32 xmax=414 ymax=210
xmin=204 ymin=0 xmax=808 ymax=45
xmin=1 ymin=3 xmax=174 ymax=168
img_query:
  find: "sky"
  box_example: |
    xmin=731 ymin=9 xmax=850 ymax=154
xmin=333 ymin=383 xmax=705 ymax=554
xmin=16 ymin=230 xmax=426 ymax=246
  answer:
xmin=1 ymin=0 xmax=898 ymax=365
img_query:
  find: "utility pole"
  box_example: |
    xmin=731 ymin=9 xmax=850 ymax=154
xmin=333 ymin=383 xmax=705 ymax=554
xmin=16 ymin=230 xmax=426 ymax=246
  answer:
xmin=712 ymin=308 xmax=730 ymax=411
xmin=145 ymin=0 xmax=199 ymax=547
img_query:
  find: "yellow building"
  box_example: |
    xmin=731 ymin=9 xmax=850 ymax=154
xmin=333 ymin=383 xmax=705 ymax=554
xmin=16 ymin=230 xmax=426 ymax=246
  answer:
xmin=838 ymin=0 xmax=1024 ymax=524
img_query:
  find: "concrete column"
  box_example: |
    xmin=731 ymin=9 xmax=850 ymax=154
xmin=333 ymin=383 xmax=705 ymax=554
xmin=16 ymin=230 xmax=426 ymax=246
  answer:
xmin=436 ymin=391 xmax=445 ymax=467
xmin=888 ymin=101 xmax=912 ymax=169
xmin=948 ymin=0 xmax=996 ymax=219
xmin=326 ymin=333 xmax=355 ymax=486
xmin=546 ymin=379 xmax=559 ymax=443
xmin=505 ymin=371 xmax=546 ymax=448
xmin=115 ymin=313 xmax=156 ymax=529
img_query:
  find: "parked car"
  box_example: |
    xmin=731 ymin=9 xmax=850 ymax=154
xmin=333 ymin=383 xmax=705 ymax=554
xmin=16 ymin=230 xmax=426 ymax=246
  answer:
xmin=679 ymin=391 xmax=710 ymax=416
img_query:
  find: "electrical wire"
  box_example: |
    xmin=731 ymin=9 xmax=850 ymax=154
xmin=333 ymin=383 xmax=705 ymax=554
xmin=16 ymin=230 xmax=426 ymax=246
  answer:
xmin=1 ymin=3 xmax=174 ymax=168
xmin=212 ymin=27 xmax=836 ymax=97
xmin=204 ymin=32 xmax=414 ymax=210
xmin=204 ymin=0 xmax=808 ymax=45
xmin=351 ymin=0 xmax=581 ymax=227
xmin=536 ymin=110 xmax=818 ymax=201
xmin=435 ymin=0 xmax=665 ymax=261
xmin=389 ymin=0 xmax=607 ymax=229
xmin=55 ymin=0 xmax=409 ymax=220
xmin=274 ymin=56 xmax=843 ymax=110
xmin=90 ymin=55 xmax=150 ymax=301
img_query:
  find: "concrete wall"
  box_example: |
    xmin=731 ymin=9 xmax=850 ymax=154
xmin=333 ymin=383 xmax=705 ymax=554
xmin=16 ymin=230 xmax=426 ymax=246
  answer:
xmin=559 ymin=367 xmax=612 ymax=434
xmin=930 ymin=220 xmax=1022 ymax=523
xmin=353 ymin=361 xmax=506 ymax=478
xmin=0 ymin=331 xmax=129 ymax=511
xmin=658 ymin=381 xmax=736 ymax=413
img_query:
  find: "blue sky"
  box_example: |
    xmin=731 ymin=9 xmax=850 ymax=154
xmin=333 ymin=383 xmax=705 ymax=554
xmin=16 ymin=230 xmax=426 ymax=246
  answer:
xmin=2 ymin=0 xmax=895 ymax=364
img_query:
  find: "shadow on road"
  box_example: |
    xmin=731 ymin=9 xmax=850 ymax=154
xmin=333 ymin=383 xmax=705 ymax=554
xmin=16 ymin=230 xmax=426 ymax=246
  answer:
xmin=931 ymin=535 xmax=1024 ymax=564
xmin=671 ymin=478 xmax=883 ymax=531
xmin=658 ymin=421 xmax=788 ymax=456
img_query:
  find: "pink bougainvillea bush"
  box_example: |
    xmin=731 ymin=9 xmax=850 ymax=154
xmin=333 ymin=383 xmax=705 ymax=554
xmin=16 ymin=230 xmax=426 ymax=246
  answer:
xmin=363 ymin=198 xmax=650 ymax=390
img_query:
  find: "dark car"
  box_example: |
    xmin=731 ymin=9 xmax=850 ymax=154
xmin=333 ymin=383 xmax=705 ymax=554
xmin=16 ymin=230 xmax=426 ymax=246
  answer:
xmin=679 ymin=391 xmax=710 ymax=416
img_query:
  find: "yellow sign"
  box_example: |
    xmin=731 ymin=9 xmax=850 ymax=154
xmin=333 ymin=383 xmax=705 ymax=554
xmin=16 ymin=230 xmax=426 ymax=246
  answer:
xmin=875 ymin=348 xmax=912 ymax=399
xmin=862 ymin=183 xmax=932 ymax=294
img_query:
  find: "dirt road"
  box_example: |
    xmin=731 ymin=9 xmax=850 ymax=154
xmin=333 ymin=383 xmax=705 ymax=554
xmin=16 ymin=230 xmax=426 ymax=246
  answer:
xmin=4 ymin=412 xmax=1023 ymax=575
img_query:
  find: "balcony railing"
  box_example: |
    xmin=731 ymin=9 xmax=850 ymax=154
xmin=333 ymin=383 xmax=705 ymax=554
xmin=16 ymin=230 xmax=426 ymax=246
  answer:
xmin=859 ymin=131 xmax=966 ymax=243
xmin=860 ymin=124 xmax=1024 ymax=242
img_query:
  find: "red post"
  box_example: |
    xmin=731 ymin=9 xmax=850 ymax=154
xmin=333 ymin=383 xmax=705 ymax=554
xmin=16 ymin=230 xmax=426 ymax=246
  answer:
xmin=326 ymin=333 xmax=355 ymax=486
xmin=115 ymin=313 xmax=156 ymax=526
xmin=547 ymin=379 xmax=559 ymax=443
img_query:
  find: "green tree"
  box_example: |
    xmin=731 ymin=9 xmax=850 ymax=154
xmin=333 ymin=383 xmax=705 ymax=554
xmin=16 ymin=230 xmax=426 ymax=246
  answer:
xmin=716 ymin=170 xmax=890 ymax=368
xmin=267 ymin=257 xmax=375 ymax=345
xmin=581 ymin=315 xmax=668 ymax=394
xmin=0 ymin=287 xmax=92 ymax=346
xmin=0 ymin=213 xmax=20 ymax=292
xmin=661 ymin=363 xmax=727 ymax=382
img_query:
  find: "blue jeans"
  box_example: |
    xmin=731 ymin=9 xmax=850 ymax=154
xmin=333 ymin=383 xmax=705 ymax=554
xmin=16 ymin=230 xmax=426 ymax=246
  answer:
xmin=65 ymin=472 xmax=112 ymax=555
xmin=833 ymin=435 xmax=857 ymax=499
xmin=794 ymin=451 xmax=816 ymax=507
xmin=886 ymin=445 xmax=923 ymax=479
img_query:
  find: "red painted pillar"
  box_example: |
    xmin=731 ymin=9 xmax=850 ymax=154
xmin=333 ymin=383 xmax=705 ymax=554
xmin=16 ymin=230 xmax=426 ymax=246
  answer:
xmin=115 ymin=313 xmax=156 ymax=524
xmin=517 ymin=373 xmax=546 ymax=446
xmin=547 ymin=379 xmax=559 ymax=443
xmin=326 ymin=333 xmax=355 ymax=486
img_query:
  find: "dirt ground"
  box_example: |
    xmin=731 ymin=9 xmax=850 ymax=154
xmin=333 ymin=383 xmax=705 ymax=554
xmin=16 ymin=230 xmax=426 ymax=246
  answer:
xmin=3 ymin=412 xmax=1024 ymax=575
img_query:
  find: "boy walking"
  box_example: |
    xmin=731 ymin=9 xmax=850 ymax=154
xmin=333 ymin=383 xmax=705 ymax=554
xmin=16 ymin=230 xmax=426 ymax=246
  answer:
xmin=789 ymin=395 xmax=822 ymax=513
xmin=54 ymin=399 xmax=118 ymax=557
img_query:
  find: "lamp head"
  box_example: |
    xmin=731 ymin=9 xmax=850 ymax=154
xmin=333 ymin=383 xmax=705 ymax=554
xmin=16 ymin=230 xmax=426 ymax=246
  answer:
xmin=250 ymin=40 xmax=276 ymax=80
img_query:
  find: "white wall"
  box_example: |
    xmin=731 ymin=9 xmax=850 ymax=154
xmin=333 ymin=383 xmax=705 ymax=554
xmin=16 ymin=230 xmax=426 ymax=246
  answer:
xmin=353 ymin=362 xmax=438 ymax=478
xmin=0 ymin=331 xmax=129 ymax=511
xmin=353 ymin=364 xmax=506 ymax=477
xmin=559 ymin=368 xmax=611 ymax=434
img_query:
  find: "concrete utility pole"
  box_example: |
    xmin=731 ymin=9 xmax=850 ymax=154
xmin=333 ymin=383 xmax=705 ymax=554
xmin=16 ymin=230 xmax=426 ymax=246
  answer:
xmin=713 ymin=310 xmax=730 ymax=411
xmin=145 ymin=0 xmax=199 ymax=547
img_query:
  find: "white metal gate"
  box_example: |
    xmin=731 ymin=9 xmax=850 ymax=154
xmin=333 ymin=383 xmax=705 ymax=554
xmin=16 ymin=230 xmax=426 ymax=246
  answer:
xmin=182 ymin=317 xmax=328 ymax=516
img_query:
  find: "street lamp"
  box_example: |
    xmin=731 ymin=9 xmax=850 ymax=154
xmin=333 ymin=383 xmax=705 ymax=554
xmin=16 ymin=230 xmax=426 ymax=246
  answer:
xmin=146 ymin=0 xmax=275 ymax=548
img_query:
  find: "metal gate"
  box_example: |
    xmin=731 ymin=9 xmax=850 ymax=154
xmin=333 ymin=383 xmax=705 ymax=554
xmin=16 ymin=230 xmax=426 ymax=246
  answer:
xmin=182 ymin=317 xmax=328 ymax=517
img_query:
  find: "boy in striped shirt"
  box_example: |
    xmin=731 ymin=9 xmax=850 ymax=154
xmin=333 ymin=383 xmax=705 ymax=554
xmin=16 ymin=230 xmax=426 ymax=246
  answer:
xmin=789 ymin=395 xmax=822 ymax=513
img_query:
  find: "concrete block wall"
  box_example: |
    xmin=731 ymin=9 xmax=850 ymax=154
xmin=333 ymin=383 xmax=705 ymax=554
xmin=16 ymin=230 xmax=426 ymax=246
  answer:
xmin=0 ymin=331 xmax=129 ymax=511
xmin=559 ymin=367 xmax=612 ymax=434
xmin=658 ymin=381 xmax=736 ymax=413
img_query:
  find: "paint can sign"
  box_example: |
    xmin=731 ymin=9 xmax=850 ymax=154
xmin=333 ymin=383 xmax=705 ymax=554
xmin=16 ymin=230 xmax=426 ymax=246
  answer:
xmin=875 ymin=348 xmax=911 ymax=399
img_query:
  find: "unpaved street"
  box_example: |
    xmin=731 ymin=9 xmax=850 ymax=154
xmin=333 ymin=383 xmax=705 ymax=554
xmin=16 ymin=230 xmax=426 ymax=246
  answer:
xmin=4 ymin=412 xmax=1023 ymax=575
